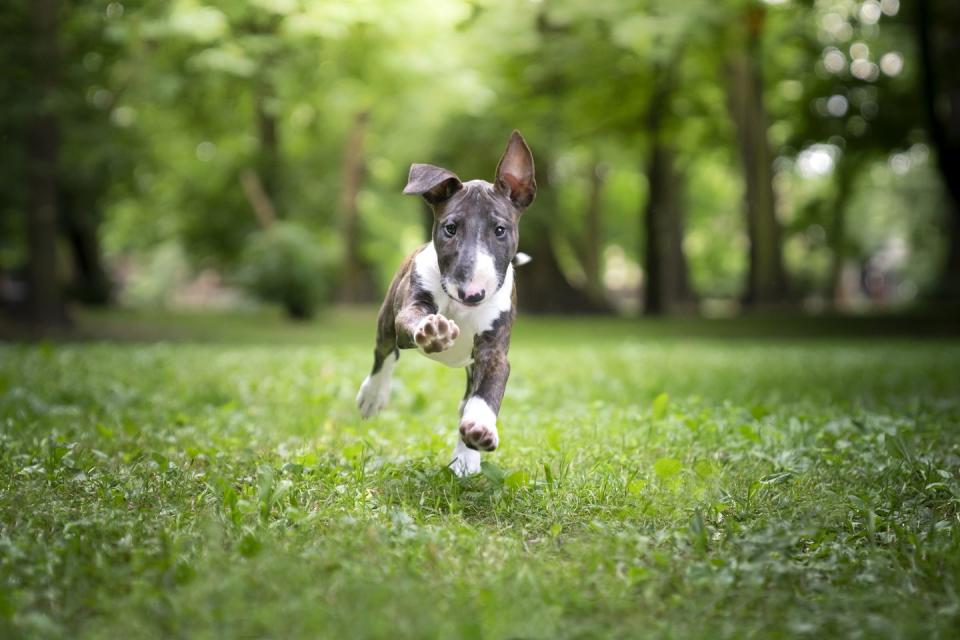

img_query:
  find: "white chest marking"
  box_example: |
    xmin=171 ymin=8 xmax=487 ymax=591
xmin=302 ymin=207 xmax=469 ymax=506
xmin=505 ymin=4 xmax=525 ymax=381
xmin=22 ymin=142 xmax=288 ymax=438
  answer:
xmin=412 ymin=242 xmax=512 ymax=368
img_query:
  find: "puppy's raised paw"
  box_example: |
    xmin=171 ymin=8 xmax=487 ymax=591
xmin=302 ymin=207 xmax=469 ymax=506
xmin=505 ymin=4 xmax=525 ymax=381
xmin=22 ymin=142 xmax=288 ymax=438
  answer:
xmin=414 ymin=314 xmax=460 ymax=354
xmin=459 ymin=397 xmax=499 ymax=451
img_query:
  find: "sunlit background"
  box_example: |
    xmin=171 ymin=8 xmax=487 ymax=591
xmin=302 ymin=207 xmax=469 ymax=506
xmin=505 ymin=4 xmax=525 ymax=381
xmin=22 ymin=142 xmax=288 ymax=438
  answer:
xmin=1 ymin=0 xmax=958 ymax=327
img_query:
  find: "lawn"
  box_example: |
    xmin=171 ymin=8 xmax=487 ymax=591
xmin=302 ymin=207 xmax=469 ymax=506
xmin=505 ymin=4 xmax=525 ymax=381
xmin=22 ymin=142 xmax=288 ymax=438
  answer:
xmin=2 ymin=310 xmax=959 ymax=639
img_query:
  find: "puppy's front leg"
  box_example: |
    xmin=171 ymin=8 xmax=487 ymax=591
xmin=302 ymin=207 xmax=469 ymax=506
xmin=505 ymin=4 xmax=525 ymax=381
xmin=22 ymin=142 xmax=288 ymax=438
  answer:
xmin=459 ymin=345 xmax=509 ymax=452
xmin=396 ymin=304 xmax=460 ymax=355
xmin=458 ymin=309 xmax=514 ymax=455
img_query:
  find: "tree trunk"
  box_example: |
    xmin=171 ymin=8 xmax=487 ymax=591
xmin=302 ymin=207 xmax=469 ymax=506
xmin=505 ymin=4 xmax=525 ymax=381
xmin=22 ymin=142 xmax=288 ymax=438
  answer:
xmin=643 ymin=145 xmax=666 ymax=316
xmin=643 ymin=67 xmax=695 ymax=316
xmin=338 ymin=111 xmax=378 ymax=303
xmin=643 ymin=142 xmax=692 ymax=314
xmin=517 ymin=174 xmax=606 ymax=314
xmin=582 ymin=162 xmax=606 ymax=302
xmin=240 ymin=169 xmax=277 ymax=228
xmin=664 ymin=160 xmax=693 ymax=309
xmin=26 ymin=0 xmax=67 ymax=327
xmin=916 ymin=0 xmax=960 ymax=300
xmin=726 ymin=6 xmax=787 ymax=306
xmin=255 ymin=72 xmax=280 ymax=211
xmin=61 ymin=187 xmax=111 ymax=305
xmin=518 ymin=233 xmax=605 ymax=313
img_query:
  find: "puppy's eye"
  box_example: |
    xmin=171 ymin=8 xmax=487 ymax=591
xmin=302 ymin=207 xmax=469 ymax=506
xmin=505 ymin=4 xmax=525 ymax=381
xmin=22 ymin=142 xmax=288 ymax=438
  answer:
xmin=494 ymin=225 xmax=506 ymax=238
xmin=443 ymin=223 xmax=457 ymax=237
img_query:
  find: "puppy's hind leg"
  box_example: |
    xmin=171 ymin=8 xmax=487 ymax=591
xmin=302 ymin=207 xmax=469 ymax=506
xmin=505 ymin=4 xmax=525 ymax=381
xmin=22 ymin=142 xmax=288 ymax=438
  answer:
xmin=357 ymin=319 xmax=399 ymax=419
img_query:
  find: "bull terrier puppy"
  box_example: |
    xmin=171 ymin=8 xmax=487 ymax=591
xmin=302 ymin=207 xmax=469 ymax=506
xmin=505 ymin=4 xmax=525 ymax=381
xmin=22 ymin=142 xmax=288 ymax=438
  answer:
xmin=356 ymin=131 xmax=536 ymax=476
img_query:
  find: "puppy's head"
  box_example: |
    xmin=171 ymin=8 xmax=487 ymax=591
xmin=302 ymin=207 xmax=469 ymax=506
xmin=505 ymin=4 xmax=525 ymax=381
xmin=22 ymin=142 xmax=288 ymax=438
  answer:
xmin=403 ymin=130 xmax=536 ymax=306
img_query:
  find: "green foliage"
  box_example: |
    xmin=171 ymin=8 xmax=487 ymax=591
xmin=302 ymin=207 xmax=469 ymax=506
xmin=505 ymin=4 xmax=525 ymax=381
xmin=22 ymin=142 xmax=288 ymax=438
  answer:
xmin=2 ymin=0 xmax=942 ymax=310
xmin=237 ymin=222 xmax=339 ymax=319
xmin=1 ymin=314 xmax=959 ymax=637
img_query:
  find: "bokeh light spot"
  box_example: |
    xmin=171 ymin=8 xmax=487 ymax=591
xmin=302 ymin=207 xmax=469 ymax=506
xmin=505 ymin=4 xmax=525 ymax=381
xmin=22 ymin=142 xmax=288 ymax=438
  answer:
xmin=797 ymin=144 xmax=840 ymax=177
xmin=111 ymin=106 xmax=136 ymax=128
xmin=196 ymin=141 xmax=217 ymax=162
xmin=889 ymin=152 xmax=911 ymax=175
xmin=823 ymin=48 xmax=846 ymax=74
xmin=880 ymin=52 xmax=903 ymax=77
xmin=827 ymin=94 xmax=849 ymax=117
xmin=851 ymin=59 xmax=879 ymax=81
xmin=850 ymin=42 xmax=869 ymax=61
xmin=859 ymin=0 xmax=881 ymax=25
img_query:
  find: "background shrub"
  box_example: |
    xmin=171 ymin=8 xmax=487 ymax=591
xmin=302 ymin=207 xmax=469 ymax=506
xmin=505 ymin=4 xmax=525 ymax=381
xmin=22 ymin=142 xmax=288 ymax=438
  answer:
xmin=238 ymin=223 xmax=339 ymax=319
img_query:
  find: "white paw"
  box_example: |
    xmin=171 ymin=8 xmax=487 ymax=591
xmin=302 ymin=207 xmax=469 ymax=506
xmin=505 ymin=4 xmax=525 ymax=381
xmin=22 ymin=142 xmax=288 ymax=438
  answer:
xmin=356 ymin=374 xmax=390 ymax=418
xmin=449 ymin=439 xmax=482 ymax=477
xmin=459 ymin=396 xmax=499 ymax=451
xmin=356 ymin=353 xmax=396 ymax=419
xmin=414 ymin=314 xmax=460 ymax=354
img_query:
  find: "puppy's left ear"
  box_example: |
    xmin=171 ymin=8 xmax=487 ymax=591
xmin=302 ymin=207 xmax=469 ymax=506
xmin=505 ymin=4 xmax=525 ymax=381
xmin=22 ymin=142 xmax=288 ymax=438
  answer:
xmin=495 ymin=130 xmax=536 ymax=210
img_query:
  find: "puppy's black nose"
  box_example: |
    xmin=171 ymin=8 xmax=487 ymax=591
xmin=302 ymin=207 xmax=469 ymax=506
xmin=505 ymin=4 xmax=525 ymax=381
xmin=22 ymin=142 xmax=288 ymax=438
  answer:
xmin=458 ymin=287 xmax=486 ymax=304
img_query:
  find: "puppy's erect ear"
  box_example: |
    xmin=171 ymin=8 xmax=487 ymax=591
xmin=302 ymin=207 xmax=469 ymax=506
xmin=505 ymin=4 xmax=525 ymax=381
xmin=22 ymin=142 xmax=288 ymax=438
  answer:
xmin=495 ymin=130 xmax=536 ymax=210
xmin=403 ymin=163 xmax=463 ymax=206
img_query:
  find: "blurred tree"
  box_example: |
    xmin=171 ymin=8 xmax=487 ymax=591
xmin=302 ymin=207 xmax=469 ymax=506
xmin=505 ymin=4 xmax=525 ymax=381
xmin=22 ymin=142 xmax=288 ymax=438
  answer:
xmin=465 ymin=0 xmax=698 ymax=313
xmin=25 ymin=0 xmax=69 ymax=326
xmin=58 ymin=2 xmax=144 ymax=305
xmin=135 ymin=1 xmax=293 ymax=260
xmin=609 ymin=0 xmax=729 ymax=313
xmin=916 ymin=0 xmax=960 ymax=299
xmin=780 ymin=0 xmax=935 ymax=304
xmin=338 ymin=110 xmax=378 ymax=302
xmin=511 ymin=5 xmax=611 ymax=313
xmin=0 ymin=3 xmax=35 ymax=308
xmin=726 ymin=2 xmax=788 ymax=306
xmin=116 ymin=1 xmax=477 ymax=299
xmin=522 ymin=169 xmax=607 ymax=312
xmin=581 ymin=161 xmax=606 ymax=301
xmin=2 ymin=0 xmax=134 ymax=322
xmin=3 ymin=0 xmax=949 ymax=322
xmin=643 ymin=64 xmax=693 ymax=315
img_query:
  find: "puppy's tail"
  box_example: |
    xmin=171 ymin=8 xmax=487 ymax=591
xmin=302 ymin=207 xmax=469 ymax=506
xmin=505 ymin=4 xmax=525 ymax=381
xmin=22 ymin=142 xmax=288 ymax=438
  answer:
xmin=512 ymin=252 xmax=532 ymax=267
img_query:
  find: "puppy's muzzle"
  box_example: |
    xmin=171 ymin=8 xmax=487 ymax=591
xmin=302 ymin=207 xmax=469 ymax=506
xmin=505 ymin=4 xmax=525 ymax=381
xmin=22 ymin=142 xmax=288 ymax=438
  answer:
xmin=457 ymin=285 xmax=486 ymax=305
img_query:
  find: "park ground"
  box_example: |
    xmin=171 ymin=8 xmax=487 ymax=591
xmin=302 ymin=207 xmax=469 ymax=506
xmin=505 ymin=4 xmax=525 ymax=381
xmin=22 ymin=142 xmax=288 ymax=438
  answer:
xmin=1 ymin=309 xmax=960 ymax=638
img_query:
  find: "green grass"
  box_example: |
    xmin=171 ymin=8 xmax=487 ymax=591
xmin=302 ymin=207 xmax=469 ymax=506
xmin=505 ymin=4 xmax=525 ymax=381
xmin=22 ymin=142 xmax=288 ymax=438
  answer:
xmin=2 ymin=310 xmax=960 ymax=638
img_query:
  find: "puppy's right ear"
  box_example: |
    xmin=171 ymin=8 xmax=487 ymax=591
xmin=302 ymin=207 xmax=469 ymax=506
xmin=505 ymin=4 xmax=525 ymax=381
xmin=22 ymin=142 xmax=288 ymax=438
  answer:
xmin=403 ymin=164 xmax=463 ymax=206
